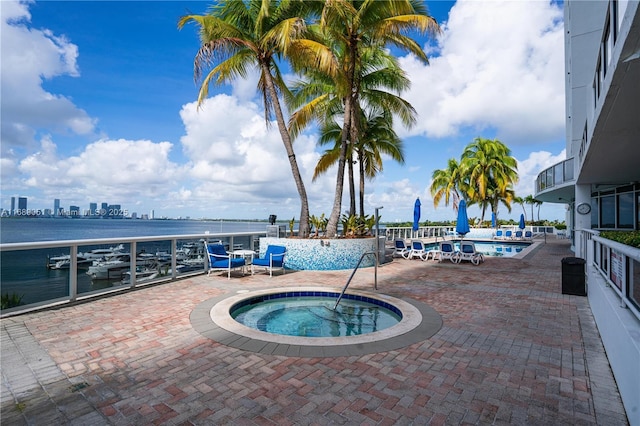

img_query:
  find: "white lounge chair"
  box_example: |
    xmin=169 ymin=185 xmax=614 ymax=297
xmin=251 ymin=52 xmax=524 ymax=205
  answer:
xmin=408 ymin=240 xmax=427 ymax=260
xmin=438 ymin=241 xmax=459 ymax=263
xmin=458 ymin=241 xmax=484 ymax=265
xmin=393 ymin=239 xmax=410 ymax=259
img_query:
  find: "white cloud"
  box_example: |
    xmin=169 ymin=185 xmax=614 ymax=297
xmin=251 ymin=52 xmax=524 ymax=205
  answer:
xmin=400 ymin=0 xmax=565 ymax=144
xmin=177 ymin=95 xmax=337 ymax=216
xmin=0 ymin=0 xmax=96 ymax=151
xmin=17 ymin=137 xmax=182 ymax=203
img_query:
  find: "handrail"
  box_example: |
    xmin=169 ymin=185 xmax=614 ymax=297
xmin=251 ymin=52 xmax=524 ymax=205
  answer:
xmin=333 ymin=251 xmax=377 ymax=310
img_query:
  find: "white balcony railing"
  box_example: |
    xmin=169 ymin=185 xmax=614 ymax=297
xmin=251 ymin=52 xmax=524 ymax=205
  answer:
xmin=0 ymin=231 xmax=267 ymax=317
xmin=535 ymin=158 xmax=575 ymax=195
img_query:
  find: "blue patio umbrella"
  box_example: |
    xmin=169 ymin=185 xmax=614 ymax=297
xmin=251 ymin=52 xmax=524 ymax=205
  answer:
xmin=519 ymin=213 xmax=526 ymax=230
xmin=412 ymin=198 xmax=421 ymax=233
xmin=491 ymin=212 xmax=496 ymax=228
xmin=456 ymin=199 xmax=470 ymax=237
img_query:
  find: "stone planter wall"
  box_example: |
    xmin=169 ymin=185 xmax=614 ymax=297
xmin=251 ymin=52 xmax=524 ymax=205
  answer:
xmin=259 ymin=237 xmax=379 ymax=270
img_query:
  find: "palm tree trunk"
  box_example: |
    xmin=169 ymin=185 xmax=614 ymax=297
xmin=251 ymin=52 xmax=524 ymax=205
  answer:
xmin=261 ymin=63 xmax=310 ymax=238
xmin=358 ymin=149 xmax=365 ymax=217
xmin=348 ymin=152 xmax=356 ymax=216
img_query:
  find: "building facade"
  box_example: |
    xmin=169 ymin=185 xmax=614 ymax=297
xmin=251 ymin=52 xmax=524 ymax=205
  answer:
xmin=534 ymin=1 xmax=639 ymax=422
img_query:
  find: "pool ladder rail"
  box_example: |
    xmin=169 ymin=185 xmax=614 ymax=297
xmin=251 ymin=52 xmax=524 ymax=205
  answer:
xmin=333 ymin=251 xmax=378 ymax=311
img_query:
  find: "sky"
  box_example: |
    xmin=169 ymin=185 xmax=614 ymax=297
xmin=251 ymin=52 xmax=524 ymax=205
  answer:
xmin=1 ymin=0 xmax=568 ymax=223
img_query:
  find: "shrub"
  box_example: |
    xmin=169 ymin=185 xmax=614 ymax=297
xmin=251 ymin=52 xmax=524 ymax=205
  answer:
xmin=600 ymin=231 xmax=640 ymax=249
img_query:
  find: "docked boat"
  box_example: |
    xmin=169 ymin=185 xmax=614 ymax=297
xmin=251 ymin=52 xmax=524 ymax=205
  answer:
xmin=87 ymin=252 xmax=157 ymax=280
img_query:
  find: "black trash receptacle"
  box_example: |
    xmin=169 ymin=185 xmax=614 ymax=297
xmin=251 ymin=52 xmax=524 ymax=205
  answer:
xmin=561 ymin=257 xmax=586 ymax=296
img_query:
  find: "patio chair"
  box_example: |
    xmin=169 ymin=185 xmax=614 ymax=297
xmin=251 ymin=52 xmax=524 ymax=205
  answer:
xmin=438 ymin=241 xmax=459 ymax=263
xmin=494 ymin=230 xmax=504 ymax=240
xmin=206 ymin=243 xmax=246 ymax=279
xmin=408 ymin=240 xmax=427 ymax=260
xmin=514 ymin=230 xmax=523 ymax=240
xmin=393 ymin=239 xmax=410 ymax=259
xmin=252 ymin=245 xmax=287 ymax=277
xmin=524 ymin=231 xmax=533 ymax=240
xmin=458 ymin=241 xmax=484 ymax=265
xmin=504 ymin=230 xmax=513 ymax=240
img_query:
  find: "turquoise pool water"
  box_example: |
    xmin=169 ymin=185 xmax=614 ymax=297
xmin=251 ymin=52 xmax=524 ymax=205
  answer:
xmin=426 ymin=240 xmax=531 ymax=258
xmin=231 ymin=292 xmax=402 ymax=338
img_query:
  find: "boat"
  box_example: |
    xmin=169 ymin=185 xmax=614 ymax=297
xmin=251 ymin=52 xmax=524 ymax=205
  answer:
xmin=87 ymin=252 xmax=157 ymax=280
xmin=47 ymin=244 xmax=127 ymax=270
xmin=121 ymin=266 xmax=160 ymax=285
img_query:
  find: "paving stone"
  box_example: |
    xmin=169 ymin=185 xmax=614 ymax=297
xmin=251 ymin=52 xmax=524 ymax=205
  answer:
xmin=0 ymin=238 xmax=630 ymax=424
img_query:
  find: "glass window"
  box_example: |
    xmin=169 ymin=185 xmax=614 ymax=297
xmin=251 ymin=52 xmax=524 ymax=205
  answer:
xmin=618 ymin=192 xmax=634 ymax=228
xmin=600 ymin=195 xmax=616 ymax=228
xmin=564 ymin=160 xmax=574 ymax=181
xmin=554 ymin=163 xmax=564 ymax=185
xmin=591 ymin=198 xmax=599 ymax=228
xmin=603 ymin=21 xmax=611 ymax=75
xmin=546 ymin=168 xmax=554 ymax=188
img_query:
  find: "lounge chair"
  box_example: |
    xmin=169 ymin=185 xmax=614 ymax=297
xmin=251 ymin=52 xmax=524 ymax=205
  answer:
xmin=393 ymin=239 xmax=410 ymax=259
xmin=206 ymin=243 xmax=246 ymax=279
xmin=494 ymin=230 xmax=504 ymax=240
xmin=524 ymin=231 xmax=533 ymax=240
xmin=514 ymin=230 xmax=523 ymax=240
xmin=458 ymin=241 xmax=484 ymax=265
xmin=252 ymin=245 xmax=286 ymax=277
xmin=408 ymin=240 xmax=428 ymax=260
xmin=438 ymin=241 xmax=459 ymax=263
xmin=504 ymin=230 xmax=513 ymax=240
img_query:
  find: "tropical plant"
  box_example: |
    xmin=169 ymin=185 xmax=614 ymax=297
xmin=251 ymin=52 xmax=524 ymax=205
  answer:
xmin=309 ymin=213 xmax=328 ymax=237
xmin=288 ymin=216 xmax=295 ymax=236
xmin=1 ymin=292 xmax=24 ymax=310
xmin=178 ymin=0 xmax=312 ymax=237
xmin=288 ymin=0 xmax=439 ymax=237
xmin=430 ymin=158 xmax=464 ymax=213
xmin=524 ymin=195 xmax=536 ymax=224
xmin=513 ymin=195 xmax=527 ymax=223
xmin=460 ymin=137 xmax=519 ymax=223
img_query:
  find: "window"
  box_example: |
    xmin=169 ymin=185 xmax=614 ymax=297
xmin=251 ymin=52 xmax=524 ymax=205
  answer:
xmin=603 ymin=20 xmax=611 ymax=75
xmin=591 ymin=198 xmax=599 ymax=228
xmin=564 ymin=160 xmax=574 ymax=181
xmin=554 ymin=163 xmax=564 ymax=185
xmin=600 ymin=195 xmax=616 ymax=228
xmin=618 ymin=192 xmax=634 ymax=228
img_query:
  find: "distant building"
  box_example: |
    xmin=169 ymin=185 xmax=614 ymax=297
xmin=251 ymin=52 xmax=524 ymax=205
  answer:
xmin=18 ymin=197 xmax=27 ymax=212
xmin=11 ymin=197 xmax=15 ymax=215
xmin=89 ymin=202 xmax=97 ymax=217
xmin=69 ymin=206 xmax=80 ymax=217
xmin=150 ymin=210 xmax=155 ymax=220
xmin=54 ymin=199 xmax=60 ymax=217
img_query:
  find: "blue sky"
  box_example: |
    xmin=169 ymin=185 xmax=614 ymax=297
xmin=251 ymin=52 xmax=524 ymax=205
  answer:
xmin=1 ymin=0 xmax=567 ymax=223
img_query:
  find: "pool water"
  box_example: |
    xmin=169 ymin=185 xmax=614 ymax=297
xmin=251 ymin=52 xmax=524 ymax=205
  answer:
xmin=231 ymin=295 xmax=402 ymax=338
xmin=426 ymin=241 xmax=531 ymax=258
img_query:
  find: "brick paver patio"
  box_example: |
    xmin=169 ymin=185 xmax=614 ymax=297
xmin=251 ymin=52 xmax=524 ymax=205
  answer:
xmin=1 ymin=238 xmax=629 ymax=425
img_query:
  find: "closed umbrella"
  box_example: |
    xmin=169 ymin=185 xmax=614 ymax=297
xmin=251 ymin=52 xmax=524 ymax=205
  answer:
xmin=412 ymin=198 xmax=421 ymax=236
xmin=456 ymin=199 xmax=470 ymax=238
xmin=491 ymin=212 xmax=496 ymax=228
xmin=519 ymin=213 xmax=525 ymax=230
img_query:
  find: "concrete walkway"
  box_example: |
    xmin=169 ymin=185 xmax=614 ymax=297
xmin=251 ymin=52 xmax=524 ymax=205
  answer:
xmin=1 ymin=238 xmax=629 ymax=425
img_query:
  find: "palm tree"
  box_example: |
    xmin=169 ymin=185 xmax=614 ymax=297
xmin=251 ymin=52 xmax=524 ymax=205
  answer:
xmin=178 ymin=0 xmax=313 ymax=237
xmin=460 ymin=137 xmax=519 ymax=222
xmin=314 ymin=108 xmax=405 ymax=218
xmin=524 ymin=194 xmax=536 ymax=224
xmin=430 ymin=158 xmax=464 ymax=213
xmin=289 ymin=0 xmax=439 ymax=237
xmin=513 ymin=195 xmax=527 ymax=223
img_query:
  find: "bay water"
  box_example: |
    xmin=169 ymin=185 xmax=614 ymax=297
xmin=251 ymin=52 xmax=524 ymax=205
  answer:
xmin=0 ymin=218 xmax=273 ymax=307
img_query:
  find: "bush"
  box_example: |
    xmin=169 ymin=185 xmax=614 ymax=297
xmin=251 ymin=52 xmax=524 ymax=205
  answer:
xmin=600 ymin=231 xmax=640 ymax=249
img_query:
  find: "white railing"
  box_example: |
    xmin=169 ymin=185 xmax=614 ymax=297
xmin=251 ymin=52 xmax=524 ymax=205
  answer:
xmin=580 ymin=229 xmax=640 ymax=320
xmin=384 ymin=226 xmax=560 ymax=241
xmin=0 ymin=231 xmax=267 ymax=317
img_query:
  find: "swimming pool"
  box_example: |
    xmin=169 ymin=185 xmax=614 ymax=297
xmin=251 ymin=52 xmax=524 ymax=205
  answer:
xmin=425 ymin=240 xmax=532 ymax=258
xmin=230 ymin=292 xmax=402 ymax=338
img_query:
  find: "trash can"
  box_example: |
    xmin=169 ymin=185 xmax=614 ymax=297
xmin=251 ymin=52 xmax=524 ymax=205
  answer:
xmin=561 ymin=257 xmax=586 ymax=296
